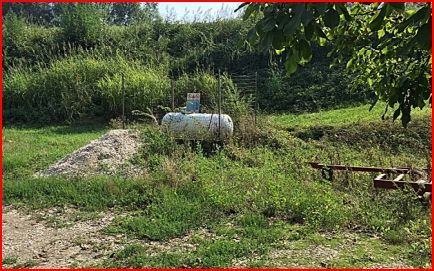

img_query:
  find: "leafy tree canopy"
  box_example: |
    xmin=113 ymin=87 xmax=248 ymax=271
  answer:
xmin=58 ymin=3 xmax=105 ymax=47
xmin=2 ymin=3 xmax=55 ymax=25
xmin=109 ymin=3 xmax=160 ymax=25
xmin=239 ymin=2 xmax=432 ymax=126
xmin=2 ymin=2 xmax=161 ymax=26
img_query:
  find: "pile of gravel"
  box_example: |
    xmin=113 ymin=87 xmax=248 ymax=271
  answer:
xmin=36 ymin=129 xmax=142 ymax=177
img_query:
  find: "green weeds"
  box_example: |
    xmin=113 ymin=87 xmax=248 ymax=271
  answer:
xmin=2 ymin=105 xmax=432 ymax=267
xmin=106 ymin=183 xmax=218 ymax=240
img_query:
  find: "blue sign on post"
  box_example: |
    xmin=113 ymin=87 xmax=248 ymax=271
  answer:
xmin=186 ymin=93 xmax=200 ymax=113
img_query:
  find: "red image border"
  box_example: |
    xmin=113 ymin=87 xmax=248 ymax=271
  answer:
xmin=0 ymin=1 xmax=432 ymax=270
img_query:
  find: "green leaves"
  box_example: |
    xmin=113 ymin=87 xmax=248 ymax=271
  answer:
xmin=369 ymin=4 xmax=389 ymax=31
xmin=60 ymin=3 xmax=105 ymax=46
xmin=323 ymin=8 xmax=340 ymax=28
xmin=283 ymin=4 xmax=305 ymax=36
xmin=259 ymin=31 xmax=274 ymax=52
xmin=414 ymin=19 xmax=432 ymax=50
xmin=377 ymin=29 xmax=386 ymax=39
xmin=262 ymin=17 xmax=277 ymax=32
xmin=234 ymin=2 xmax=250 ymax=13
xmin=276 ymin=14 xmax=290 ymax=30
xmin=242 ymin=4 xmax=258 ymax=20
xmin=304 ymin=22 xmax=314 ymax=40
xmin=389 ymin=3 xmax=405 ymax=12
xmin=335 ymin=4 xmax=351 ymax=21
xmin=246 ymin=28 xmax=258 ymax=43
xmin=315 ymin=3 xmax=328 ymax=16
xmin=398 ymin=5 xmax=430 ymax=32
xmin=314 ymin=23 xmax=328 ymax=39
xmin=346 ymin=58 xmax=354 ymax=69
xmin=272 ymin=31 xmax=285 ymax=50
xmin=284 ymin=49 xmax=298 ymax=75
xmin=241 ymin=2 xmax=431 ymax=126
xmin=299 ymin=39 xmax=312 ymax=62
xmin=301 ymin=10 xmax=314 ymax=27
xmin=283 ymin=39 xmax=312 ymax=75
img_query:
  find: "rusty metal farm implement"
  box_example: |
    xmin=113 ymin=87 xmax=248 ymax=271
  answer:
xmin=308 ymin=162 xmax=432 ymax=198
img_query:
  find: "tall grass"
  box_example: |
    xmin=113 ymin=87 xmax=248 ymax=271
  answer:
xmin=4 ymin=55 xmax=142 ymax=122
xmin=4 ymin=56 xmax=165 ymax=123
xmin=3 ymin=8 xmax=365 ymax=125
xmin=4 ymin=56 xmax=253 ymax=125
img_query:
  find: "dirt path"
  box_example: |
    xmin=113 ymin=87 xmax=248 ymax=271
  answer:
xmin=1 ymin=206 xmax=207 ymax=268
xmin=2 ymin=206 xmax=417 ymax=268
xmin=2 ymin=206 xmax=125 ymax=268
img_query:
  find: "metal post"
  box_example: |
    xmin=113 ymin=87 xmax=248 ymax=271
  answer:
xmin=254 ymin=71 xmax=258 ymax=126
xmin=218 ymin=69 xmax=222 ymax=141
xmin=171 ymin=80 xmax=175 ymax=112
xmin=121 ymin=73 xmax=125 ymax=129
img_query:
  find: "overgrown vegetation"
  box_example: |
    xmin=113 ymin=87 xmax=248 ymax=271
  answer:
xmin=2 ymin=2 xmax=431 ymax=268
xmin=241 ymin=2 xmax=432 ymax=126
xmin=3 ymin=105 xmax=431 ymax=267
xmin=3 ymin=2 xmax=373 ymax=124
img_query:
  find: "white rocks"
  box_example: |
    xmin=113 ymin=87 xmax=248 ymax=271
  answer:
xmin=36 ymin=129 xmax=142 ymax=177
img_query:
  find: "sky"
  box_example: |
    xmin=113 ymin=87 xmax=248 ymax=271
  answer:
xmin=158 ymin=2 xmax=243 ymax=21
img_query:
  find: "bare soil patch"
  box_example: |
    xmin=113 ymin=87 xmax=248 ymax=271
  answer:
xmin=2 ymin=206 xmax=125 ymax=268
xmin=2 ymin=207 xmax=415 ymax=268
xmin=2 ymin=206 xmax=213 ymax=268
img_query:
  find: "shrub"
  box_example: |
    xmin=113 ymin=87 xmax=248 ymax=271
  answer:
xmin=3 ymin=12 xmax=365 ymax=122
xmin=138 ymin=126 xmax=177 ymax=158
xmin=4 ymin=56 xmax=112 ymax=122
xmin=2 ymin=13 xmax=61 ymax=70
xmin=59 ymin=3 xmax=105 ymax=47
xmin=259 ymin=51 xmax=373 ymax=113
xmin=102 ymin=22 xmax=170 ymax=68
xmin=2 ymin=13 xmax=28 ymax=69
xmin=172 ymin=71 xmax=220 ymax=110
xmin=171 ymin=71 xmax=258 ymax=138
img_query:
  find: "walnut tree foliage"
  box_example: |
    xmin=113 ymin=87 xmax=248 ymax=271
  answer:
xmin=238 ymin=2 xmax=432 ymax=126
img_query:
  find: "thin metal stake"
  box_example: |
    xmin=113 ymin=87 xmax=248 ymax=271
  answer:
xmin=218 ymin=69 xmax=222 ymax=141
xmin=121 ymin=73 xmax=125 ymax=129
xmin=171 ymin=80 xmax=175 ymax=112
xmin=254 ymin=71 xmax=258 ymax=126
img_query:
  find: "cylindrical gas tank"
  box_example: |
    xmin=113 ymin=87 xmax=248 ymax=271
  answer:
xmin=161 ymin=113 xmax=233 ymax=141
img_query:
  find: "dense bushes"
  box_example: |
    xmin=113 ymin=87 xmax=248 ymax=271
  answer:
xmin=172 ymin=72 xmax=220 ymax=109
xmin=2 ymin=14 xmax=61 ymax=69
xmin=259 ymin=46 xmax=373 ymax=113
xmin=3 ymin=3 xmax=375 ymax=124
xmin=3 ymin=56 xmax=245 ymax=123
xmin=59 ymin=3 xmax=105 ymax=48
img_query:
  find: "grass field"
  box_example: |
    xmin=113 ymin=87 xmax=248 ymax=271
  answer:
xmin=270 ymin=102 xmax=431 ymax=128
xmin=3 ymin=123 xmax=108 ymax=181
xmin=2 ymin=105 xmax=432 ymax=268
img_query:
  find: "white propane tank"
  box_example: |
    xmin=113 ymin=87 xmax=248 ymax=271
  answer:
xmin=161 ymin=113 xmax=233 ymax=141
